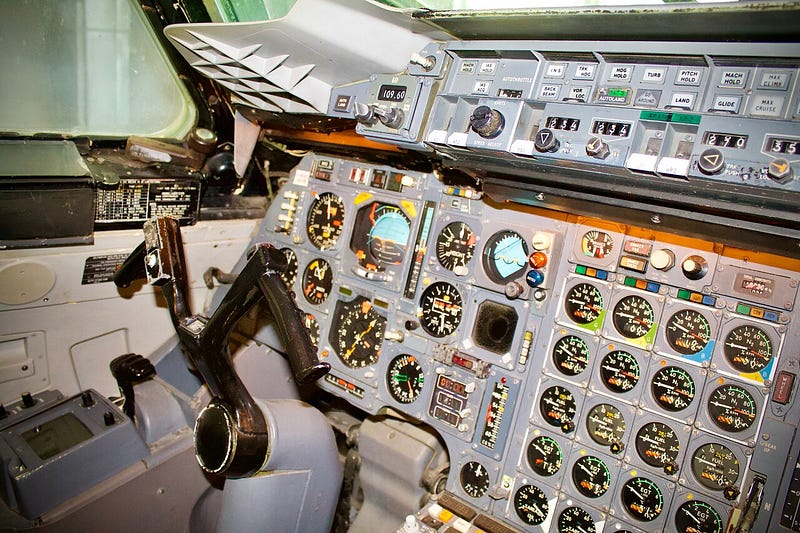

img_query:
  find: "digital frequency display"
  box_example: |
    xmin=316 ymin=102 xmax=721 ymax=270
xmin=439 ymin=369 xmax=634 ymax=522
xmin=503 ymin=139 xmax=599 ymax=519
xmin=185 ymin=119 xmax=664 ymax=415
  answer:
xmin=377 ymin=84 xmax=407 ymax=102
xmin=591 ymin=120 xmax=630 ymax=137
xmin=546 ymin=116 xmax=580 ymax=131
xmin=702 ymin=131 xmax=748 ymax=149
xmin=765 ymin=136 xmax=799 ymax=155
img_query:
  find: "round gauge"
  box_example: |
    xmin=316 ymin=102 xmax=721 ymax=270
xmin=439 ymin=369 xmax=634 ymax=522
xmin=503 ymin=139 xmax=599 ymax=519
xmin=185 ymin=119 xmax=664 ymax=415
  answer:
xmin=585 ymin=403 xmax=626 ymax=447
xmin=558 ymin=506 xmax=596 ymax=533
xmin=572 ymin=455 xmax=611 ymax=498
xmin=651 ymin=366 xmax=695 ymax=412
xmin=303 ymin=313 xmax=319 ymax=347
xmin=723 ymin=324 xmax=773 ymax=373
xmin=307 ymin=192 xmax=345 ymax=250
xmin=482 ymin=230 xmax=529 ymax=284
xmin=539 ymin=386 xmax=577 ymax=429
xmin=302 ymin=258 xmax=333 ymax=305
xmin=386 ymin=354 xmax=424 ymax=404
xmin=513 ymin=484 xmax=549 ymax=526
xmin=436 ymin=221 xmax=476 ymax=275
xmin=707 ymin=384 xmax=757 ymax=433
xmin=665 ymin=309 xmax=712 ymax=355
xmin=675 ymin=500 xmax=723 ymax=533
xmin=460 ymin=461 xmax=490 ymax=498
xmin=621 ymin=477 xmax=663 ymax=522
xmin=599 ymin=350 xmax=640 ymax=393
xmin=635 ymin=421 xmax=680 ymax=469
xmin=691 ymin=442 xmax=740 ymax=490
xmin=564 ymin=283 xmax=604 ymax=325
xmin=527 ymin=435 xmax=563 ymax=477
xmin=581 ymin=230 xmax=614 ymax=259
xmin=419 ymin=282 xmax=463 ymax=337
xmin=280 ymin=247 xmax=298 ymax=288
xmin=349 ymin=202 xmax=410 ymax=270
xmin=612 ymin=295 xmax=655 ymax=339
xmin=330 ymin=297 xmax=386 ymax=368
xmin=552 ymin=335 xmax=591 ymax=376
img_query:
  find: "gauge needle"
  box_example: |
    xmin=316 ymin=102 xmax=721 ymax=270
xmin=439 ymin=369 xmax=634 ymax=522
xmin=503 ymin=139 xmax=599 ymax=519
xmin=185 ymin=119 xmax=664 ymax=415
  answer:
xmin=578 ymin=462 xmax=593 ymax=476
xmin=627 ymin=485 xmax=645 ymax=500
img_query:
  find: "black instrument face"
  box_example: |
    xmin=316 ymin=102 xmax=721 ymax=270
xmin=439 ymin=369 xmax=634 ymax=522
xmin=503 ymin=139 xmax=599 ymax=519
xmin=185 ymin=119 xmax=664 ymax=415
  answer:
xmin=723 ymin=324 xmax=773 ymax=373
xmin=436 ymin=221 xmax=476 ymax=275
xmin=635 ymin=421 xmax=680 ymax=468
xmin=665 ymin=309 xmax=712 ymax=355
xmin=349 ymin=201 xmax=411 ymax=271
xmin=540 ymin=385 xmax=577 ymax=428
xmin=302 ymin=258 xmax=333 ymax=305
xmin=307 ymin=192 xmax=345 ymax=250
xmin=557 ymin=506 xmax=596 ymax=533
xmin=599 ymin=350 xmax=640 ymax=393
xmin=651 ymin=366 xmax=695 ymax=412
xmin=572 ymin=455 xmax=611 ymax=498
xmin=330 ymin=297 xmax=386 ymax=368
xmin=691 ymin=442 xmax=740 ymax=490
xmin=482 ymin=230 xmax=529 ymax=283
xmin=674 ymin=500 xmax=723 ymax=533
xmin=707 ymin=384 xmax=757 ymax=433
xmin=585 ymin=403 xmax=626 ymax=447
xmin=419 ymin=281 xmax=463 ymax=337
xmin=565 ymin=283 xmax=604 ymax=325
xmin=620 ymin=477 xmax=663 ymax=522
xmin=460 ymin=460 xmax=491 ymax=498
xmin=280 ymin=247 xmax=298 ymax=288
xmin=386 ymin=354 xmax=424 ymax=404
xmin=527 ymin=435 xmax=563 ymax=477
xmin=612 ymin=295 xmax=655 ymax=339
xmin=513 ymin=484 xmax=549 ymax=526
xmin=553 ymin=335 xmax=591 ymax=376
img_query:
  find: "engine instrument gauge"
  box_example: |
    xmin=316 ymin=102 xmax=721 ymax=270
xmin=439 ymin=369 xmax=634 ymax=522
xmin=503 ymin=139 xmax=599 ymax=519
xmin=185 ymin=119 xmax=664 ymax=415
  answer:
xmin=691 ymin=442 xmax=740 ymax=490
xmin=460 ymin=461 xmax=490 ymax=498
xmin=330 ymin=297 xmax=386 ymax=368
xmin=527 ymin=435 xmax=563 ymax=476
xmin=665 ymin=309 xmax=712 ymax=355
xmin=280 ymin=247 xmax=298 ymax=288
xmin=635 ymin=421 xmax=680 ymax=469
xmin=723 ymin=324 xmax=773 ymax=373
xmin=307 ymin=192 xmax=345 ymax=250
xmin=303 ymin=313 xmax=319 ymax=347
xmin=620 ymin=477 xmax=663 ymax=522
xmin=552 ymin=335 xmax=591 ymax=376
xmin=612 ymin=295 xmax=655 ymax=339
xmin=651 ymin=366 xmax=695 ymax=412
xmin=564 ymin=283 xmax=604 ymax=325
xmin=350 ymin=202 xmax=411 ymax=270
xmin=558 ymin=506 xmax=596 ymax=533
xmin=599 ymin=350 xmax=640 ymax=393
xmin=707 ymin=384 xmax=757 ymax=433
xmin=586 ymin=403 xmax=626 ymax=447
xmin=482 ymin=230 xmax=529 ymax=283
xmin=572 ymin=455 xmax=611 ymax=498
xmin=539 ymin=385 xmax=577 ymax=429
xmin=513 ymin=484 xmax=549 ymax=526
xmin=436 ymin=221 xmax=476 ymax=275
xmin=386 ymin=354 xmax=424 ymax=404
xmin=675 ymin=500 xmax=723 ymax=533
xmin=419 ymin=281 xmax=463 ymax=337
xmin=581 ymin=230 xmax=614 ymax=259
xmin=302 ymin=258 xmax=333 ymax=305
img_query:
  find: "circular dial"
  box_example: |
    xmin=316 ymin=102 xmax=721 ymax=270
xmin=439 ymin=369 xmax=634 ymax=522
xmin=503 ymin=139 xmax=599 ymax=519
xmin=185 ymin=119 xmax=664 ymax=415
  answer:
xmin=585 ymin=403 xmax=626 ymax=447
xmin=280 ymin=247 xmax=298 ymax=288
xmin=665 ymin=309 xmax=712 ymax=355
xmin=581 ymin=230 xmax=614 ymax=259
xmin=482 ymin=230 xmax=529 ymax=284
xmin=675 ymin=500 xmax=723 ymax=533
xmin=306 ymin=192 xmax=345 ymax=250
xmin=572 ymin=455 xmax=611 ymax=498
xmin=564 ymin=283 xmax=604 ymax=325
xmin=621 ymin=477 xmax=663 ymax=522
xmin=513 ymin=484 xmax=549 ymax=526
xmin=460 ymin=461 xmax=490 ymax=498
xmin=599 ymin=350 xmax=640 ymax=393
xmin=613 ymin=295 xmax=655 ymax=339
xmin=651 ymin=366 xmax=695 ymax=412
xmin=419 ymin=282 xmax=463 ymax=337
xmin=723 ymin=324 xmax=773 ymax=373
xmin=552 ymin=335 xmax=591 ymax=376
xmin=350 ymin=202 xmax=410 ymax=270
xmin=707 ymin=384 xmax=757 ymax=433
xmin=386 ymin=354 xmax=424 ymax=404
xmin=331 ymin=297 xmax=386 ymax=368
xmin=539 ymin=386 xmax=577 ymax=429
xmin=527 ymin=435 xmax=563 ymax=476
xmin=558 ymin=506 xmax=596 ymax=533
xmin=691 ymin=442 xmax=740 ymax=490
xmin=302 ymin=258 xmax=333 ymax=305
xmin=436 ymin=221 xmax=476 ymax=275
xmin=303 ymin=313 xmax=319 ymax=347
xmin=635 ymin=421 xmax=680 ymax=469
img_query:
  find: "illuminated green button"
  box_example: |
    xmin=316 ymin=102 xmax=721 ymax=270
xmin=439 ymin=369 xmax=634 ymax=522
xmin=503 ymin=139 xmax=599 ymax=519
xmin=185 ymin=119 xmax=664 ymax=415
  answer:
xmin=609 ymin=88 xmax=629 ymax=98
xmin=624 ymin=277 xmax=637 ymax=287
xmin=677 ymin=289 xmax=692 ymax=300
xmin=575 ymin=265 xmax=587 ymax=275
xmin=737 ymin=303 xmax=751 ymax=315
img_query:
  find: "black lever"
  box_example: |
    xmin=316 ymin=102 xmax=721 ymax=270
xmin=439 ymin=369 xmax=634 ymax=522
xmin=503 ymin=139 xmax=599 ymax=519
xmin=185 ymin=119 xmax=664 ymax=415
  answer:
xmin=110 ymin=353 xmax=156 ymax=420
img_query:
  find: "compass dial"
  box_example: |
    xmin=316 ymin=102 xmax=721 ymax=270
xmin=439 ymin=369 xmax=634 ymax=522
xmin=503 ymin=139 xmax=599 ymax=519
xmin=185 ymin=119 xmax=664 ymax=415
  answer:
xmin=307 ymin=192 xmax=344 ymax=250
xmin=386 ymin=354 xmax=424 ymax=404
xmin=691 ymin=442 xmax=740 ymax=490
xmin=280 ymin=247 xmax=298 ymax=288
xmin=330 ymin=297 xmax=386 ymax=368
xmin=564 ymin=283 xmax=604 ymax=325
xmin=460 ymin=461 xmax=490 ymax=498
xmin=675 ymin=500 xmax=723 ymax=533
xmin=436 ymin=221 xmax=476 ymax=275
xmin=513 ymin=484 xmax=549 ymax=526
xmin=651 ymin=366 xmax=695 ymax=412
xmin=635 ymin=421 xmax=680 ymax=469
xmin=527 ymin=435 xmax=563 ymax=477
xmin=302 ymin=258 xmax=333 ymax=305
xmin=621 ymin=477 xmax=663 ymax=522
xmin=707 ymin=384 xmax=757 ymax=433
xmin=552 ymin=335 xmax=591 ymax=376
xmin=723 ymin=324 xmax=773 ymax=373
xmin=419 ymin=282 xmax=463 ymax=337
xmin=612 ymin=295 xmax=655 ymax=339
xmin=539 ymin=386 xmax=577 ymax=429
xmin=665 ymin=309 xmax=712 ymax=355
xmin=599 ymin=350 xmax=640 ymax=393
xmin=558 ymin=506 xmax=596 ymax=533
xmin=572 ymin=455 xmax=611 ymax=498
xmin=482 ymin=230 xmax=529 ymax=284
xmin=586 ymin=403 xmax=626 ymax=447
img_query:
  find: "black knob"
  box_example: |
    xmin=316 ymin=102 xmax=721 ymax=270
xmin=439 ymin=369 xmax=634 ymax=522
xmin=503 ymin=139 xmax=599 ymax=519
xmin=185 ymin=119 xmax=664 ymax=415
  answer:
xmin=21 ymin=392 xmax=35 ymax=408
xmin=469 ymin=106 xmax=505 ymax=138
xmin=104 ymin=412 xmax=116 ymax=426
xmin=534 ymin=128 xmax=559 ymax=153
xmin=698 ymin=148 xmax=725 ymax=175
xmin=681 ymin=255 xmax=708 ymax=280
xmin=81 ymin=391 xmax=95 ymax=408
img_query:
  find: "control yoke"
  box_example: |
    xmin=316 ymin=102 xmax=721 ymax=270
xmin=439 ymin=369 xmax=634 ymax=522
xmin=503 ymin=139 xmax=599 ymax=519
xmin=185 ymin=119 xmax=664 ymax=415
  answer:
xmin=114 ymin=216 xmax=330 ymax=477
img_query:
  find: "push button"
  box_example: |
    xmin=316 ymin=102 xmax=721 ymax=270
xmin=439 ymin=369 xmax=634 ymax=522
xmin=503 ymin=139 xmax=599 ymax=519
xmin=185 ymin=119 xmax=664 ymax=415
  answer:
xmin=698 ymin=148 xmax=725 ymax=175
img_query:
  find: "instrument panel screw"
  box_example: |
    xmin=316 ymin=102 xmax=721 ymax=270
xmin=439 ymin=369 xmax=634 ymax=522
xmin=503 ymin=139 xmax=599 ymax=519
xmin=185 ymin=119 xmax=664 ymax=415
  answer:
xmin=650 ymin=214 xmax=662 ymax=224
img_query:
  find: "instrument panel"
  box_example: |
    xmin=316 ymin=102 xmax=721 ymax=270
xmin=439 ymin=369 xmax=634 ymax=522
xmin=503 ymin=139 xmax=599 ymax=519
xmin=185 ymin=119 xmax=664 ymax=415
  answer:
xmin=253 ymin=153 xmax=800 ymax=533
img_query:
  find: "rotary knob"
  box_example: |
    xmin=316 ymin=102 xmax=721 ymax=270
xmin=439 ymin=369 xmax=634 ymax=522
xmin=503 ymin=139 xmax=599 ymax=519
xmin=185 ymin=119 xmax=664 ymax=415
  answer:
xmin=681 ymin=254 xmax=708 ymax=280
xmin=768 ymin=158 xmax=793 ymax=184
xmin=650 ymin=249 xmax=675 ymax=271
xmin=585 ymin=136 xmax=610 ymax=159
xmin=469 ymin=106 xmax=505 ymax=138
xmin=534 ymin=128 xmax=559 ymax=153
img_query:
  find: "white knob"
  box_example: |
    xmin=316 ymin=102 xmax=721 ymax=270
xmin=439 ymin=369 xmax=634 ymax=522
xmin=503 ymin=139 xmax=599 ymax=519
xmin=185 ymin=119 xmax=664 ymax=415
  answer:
xmin=650 ymin=249 xmax=675 ymax=271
